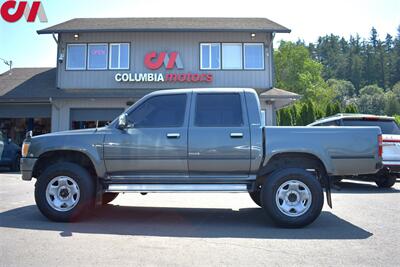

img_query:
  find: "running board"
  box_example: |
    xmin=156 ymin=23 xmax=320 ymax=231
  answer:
xmin=105 ymin=184 xmax=250 ymax=193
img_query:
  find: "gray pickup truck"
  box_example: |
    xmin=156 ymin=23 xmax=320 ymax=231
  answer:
xmin=20 ymin=89 xmax=382 ymax=227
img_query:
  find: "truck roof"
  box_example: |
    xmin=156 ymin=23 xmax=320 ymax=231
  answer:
xmin=309 ymin=113 xmax=395 ymax=126
xmin=147 ymin=88 xmax=258 ymax=96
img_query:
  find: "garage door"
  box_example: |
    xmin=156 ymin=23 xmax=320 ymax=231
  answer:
xmin=0 ymin=103 xmax=51 ymax=118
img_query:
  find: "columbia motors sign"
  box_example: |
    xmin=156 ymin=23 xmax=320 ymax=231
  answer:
xmin=1 ymin=0 xmax=47 ymax=23
xmin=115 ymin=51 xmax=213 ymax=83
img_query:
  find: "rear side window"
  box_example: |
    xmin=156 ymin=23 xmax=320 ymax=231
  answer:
xmin=321 ymin=120 xmax=340 ymax=126
xmin=342 ymin=119 xmax=400 ymax=134
xmin=195 ymin=93 xmax=243 ymax=127
xmin=128 ymin=94 xmax=187 ymax=128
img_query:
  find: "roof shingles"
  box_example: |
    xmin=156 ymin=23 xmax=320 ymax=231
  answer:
xmin=37 ymin=17 xmax=290 ymax=34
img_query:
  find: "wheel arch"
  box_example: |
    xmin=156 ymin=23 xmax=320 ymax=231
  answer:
xmin=258 ymin=152 xmax=329 ymax=179
xmin=32 ymin=150 xmax=99 ymax=180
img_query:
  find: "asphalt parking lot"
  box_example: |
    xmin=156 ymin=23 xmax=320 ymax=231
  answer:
xmin=0 ymin=172 xmax=399 ymax=267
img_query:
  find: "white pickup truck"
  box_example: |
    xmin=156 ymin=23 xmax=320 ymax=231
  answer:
xmin=309 ymin=114 xmax=400 ymax=188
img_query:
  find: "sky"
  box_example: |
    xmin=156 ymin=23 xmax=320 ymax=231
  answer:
xmin=0 ymin=0 xmax=399 ymax=73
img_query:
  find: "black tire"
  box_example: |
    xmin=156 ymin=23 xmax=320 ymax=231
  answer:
xmin=35 ymin=162 xmax=95 ymax=222
xmin=102 ymin=193 xmax=119 ymax=205
xmin=375 ymin=175 xmax=396 ymax=188
xmin=249 ymin=191 xmax=262 ymax=207
xmin=261 ymin=168 xmax=324 ymax=228
xmin=10 ymin=155 xmax=20 ymax=172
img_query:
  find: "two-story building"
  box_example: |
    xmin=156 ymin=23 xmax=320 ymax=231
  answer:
xmin=0 ymin=17 xmax=300 ymax=145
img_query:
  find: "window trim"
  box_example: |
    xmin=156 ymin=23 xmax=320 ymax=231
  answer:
xmin=243 ymin=43 xmax=265 ymax=70
xmin=200 ymin=43 xmax=221 ymax=70
xmin=194 ymin=93 xmax=244 ymax=127
xmin=222 ymin=43 xmax=243 ymax=70
xmin=109 ymin=43 xmax=130 ymax=70
xmin=66 ymin=43 xmax=87 ymax=70
xmin=87 ymin=43 xmax=109 ymax=70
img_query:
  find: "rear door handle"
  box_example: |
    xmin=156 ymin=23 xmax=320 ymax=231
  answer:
xmin=167 ymin=133 xmax=180 ymax=139
xmin=230 ymin=133 xmax=243 ymax=138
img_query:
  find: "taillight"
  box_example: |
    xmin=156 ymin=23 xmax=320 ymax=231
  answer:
xmin=378 ymin=135 xmax=383 ymax=157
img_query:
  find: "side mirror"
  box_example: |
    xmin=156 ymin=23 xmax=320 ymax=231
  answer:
xmin=117 ymin=113 xmax=129 ymax=129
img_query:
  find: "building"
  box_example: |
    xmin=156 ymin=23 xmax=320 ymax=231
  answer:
xmin=0 ymin=17 xmax=299 ymax=145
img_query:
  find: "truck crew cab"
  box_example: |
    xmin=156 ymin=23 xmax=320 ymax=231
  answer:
xmin=20 ymin=89 xmax=383 ymax=227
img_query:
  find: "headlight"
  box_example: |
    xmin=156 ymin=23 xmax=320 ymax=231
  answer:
xmin=22 ymin=142 xmax=30 ymax=157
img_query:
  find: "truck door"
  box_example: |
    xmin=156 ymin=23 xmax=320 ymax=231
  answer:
xmin=188 ymin=92 xmax=251 ymax=177
xmin=104 ymin=93 xmax=190 ymax=178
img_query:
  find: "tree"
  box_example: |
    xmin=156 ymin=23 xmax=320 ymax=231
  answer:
xmin=359 ymin=84 xmax=384 ymax=95
xmin=384 ymin=92 xmax=400 ymax=115
xmin=278 ymin=108 xmax=293 ymax=126
xmin=345 ymin=104 xmax=358 ymax=113
xmin=327 ymin=79 xmax=356 ymax=100
xmin=325 ymin=103 xmax=333 ymax=116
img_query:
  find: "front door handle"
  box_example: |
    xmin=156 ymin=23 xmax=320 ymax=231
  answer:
xmin=230 ymin=133 xmax=243 ymax=138
xmin=167 ymin=133 xmax=180 ymax=139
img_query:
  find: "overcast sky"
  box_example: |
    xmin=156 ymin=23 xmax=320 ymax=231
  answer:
xmin=0 ymin=0 xmax=398 ymax=73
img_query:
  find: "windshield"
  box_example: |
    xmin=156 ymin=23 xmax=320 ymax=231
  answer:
xmin=342 ymin=119 xmax=400 ymax=134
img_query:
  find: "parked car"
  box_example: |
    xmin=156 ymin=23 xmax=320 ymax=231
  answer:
xmin=0 ymin=132 xmax=21 ymax=171
xmin=309 ymin=114 xmax=400 ymax=188
xmin=20 ymin=89 xmax=382 ymax=227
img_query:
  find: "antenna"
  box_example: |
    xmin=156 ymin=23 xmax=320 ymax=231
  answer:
xmin=0 ymin=58 xmax=13 ymax=73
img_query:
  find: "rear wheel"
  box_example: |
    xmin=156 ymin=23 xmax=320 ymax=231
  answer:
xmin=102 ymin=193 xmax=119 ymax=205
xmin=35 ymin=162 xmax=95 ymax=222
xmin=375 ymin=175 xmax=396 ymax=188
xmin=261 ymin=168 xmax=324 ymax=228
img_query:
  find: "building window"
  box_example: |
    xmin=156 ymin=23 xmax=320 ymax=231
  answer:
xmin=200 ymin=43 xmax=220 ymax=70
xmin=110 ymin=43 xmax=130 ymax=70
xmin=222 ymin=43 xmax=243 ymax=70
xmin=88 ymin=44 xmax=108 ymax=70
xmin=244 ymin=43 xmax=264 ymax=69
xmin=66 ymin=44 xmax=87 ymax=70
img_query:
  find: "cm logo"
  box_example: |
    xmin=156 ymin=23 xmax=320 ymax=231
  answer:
xmin=1 ymin=0 xmax=47 ymax=23
xmin=144 ymin=51 xmax=184 ymax=70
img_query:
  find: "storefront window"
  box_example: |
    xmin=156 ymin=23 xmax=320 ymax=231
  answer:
xmin=110 ymin=43 xmax=130 ymax=69
xmin=244 ymin=43 xmax=264 ymax=69
xmin=0 ymin=118 xmax=51 ymax=146
xmin=200 ymin=43 xmax=220 ymax=70
xmin=88 ymin=44 xmax=108 ymax=70
xmin=66 ymin=44 xmax=87 ymax=70
xmin=222 ymin=43 xmax=242 ymax=69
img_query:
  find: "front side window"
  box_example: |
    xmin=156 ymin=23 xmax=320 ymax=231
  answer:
xmin=110 ymin=43 xmax=130 ymax=69
xmin=222 ymin=43 xmax=242 ymax=69
xmin=244 ymin=43 xmax=264 ymax=69
xmin=88 ymin=44 xmax=108 ymax=70
xmin=200 ymin=43 xmax=220 ymax=69
xmin=128 ymin=94 xmax=187 ymax=128
xmin=66 ymin=44 xmax=86 ymax=70
xmin=195 ymin=94 xmax=243 ymax=127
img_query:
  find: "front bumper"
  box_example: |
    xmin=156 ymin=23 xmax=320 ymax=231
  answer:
xmin=20 ymin=157 xmax=37 ymax=181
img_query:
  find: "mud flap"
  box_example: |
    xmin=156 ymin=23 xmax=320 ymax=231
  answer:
xmin=323 ymin=175 xmax=332 ymax=208
xmin=95 ymin=178 xmax=103 ymax=207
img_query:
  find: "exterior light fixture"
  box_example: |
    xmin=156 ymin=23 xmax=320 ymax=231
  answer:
xmin=251 ymin=33 xmax=256 ymax=39
xmin=73 ymin=34 xmax=79 ymax=40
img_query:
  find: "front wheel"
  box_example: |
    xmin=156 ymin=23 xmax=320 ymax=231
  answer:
xmin=35 ymin=162 xmax=95 ymax=222
xmin=261 ymin=168 xmax=324 ymax=228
